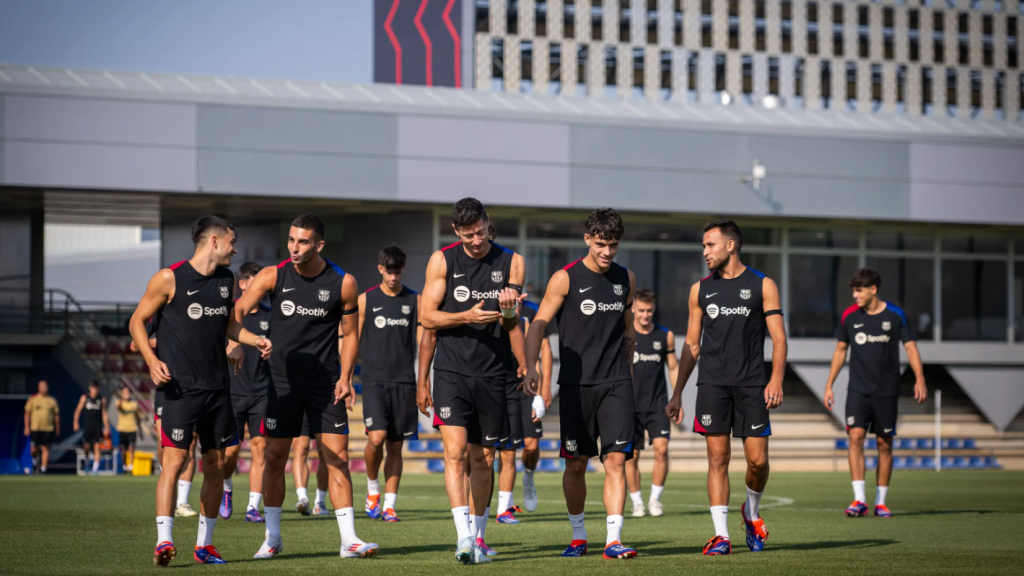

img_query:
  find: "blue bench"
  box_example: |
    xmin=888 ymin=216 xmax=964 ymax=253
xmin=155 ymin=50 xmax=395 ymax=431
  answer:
xmin=539 ymin=439 xmax=560 ymax=452
xmin=537 ymin=459 xmax=561 ymax=473
xmin=834 ymin=438 xmax=978 ymax=451
xmin=406 ymin=440 xmax=428 ymax=453
xmin=427 ymin=440 xmax=444 ymax=452
xmin=427 ymin=459 xmax=446 ymax=473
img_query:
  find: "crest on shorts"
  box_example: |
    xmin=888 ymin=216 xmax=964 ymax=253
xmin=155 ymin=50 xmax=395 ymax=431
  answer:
xmin=653 ymin=341 xmax=662 ymax=351
xmin=365 ymin=417 xmax=373 ymax=427
xmin=564 ymin=439 xmax=577 ymax=452
xmin=613 ymin=284 xmax=623 ymax=296
xmin=847 ymin=415 xmax=855 ymax=426
xmin=439 ymin=406 xmax=451 ymax=419
xmin=882 ymin=321 xmax=891 ymax=331
xmin=402 ymin=305 xmax=411 ymax=315
xmin=701 ymin=414 xmax=712 ymax=427
xmin=491 ymin=270 xmax=503 ymax=283
xmin=156 ymin=407 xmax=163 ymax=417
xmin=740 ymin=289 xmax=751 ymax=300
xmin=260 ymin=321 xmax=269 ymax=331
xmin=172 ymin=428 xmax=184 ymax=442
xmin=266 ymin=418 xmax=277 ymax=430
xmin=220 ymin=286 xmax=229 ymax=298
xmin=318 ymin=289 xmax=330 ymax=302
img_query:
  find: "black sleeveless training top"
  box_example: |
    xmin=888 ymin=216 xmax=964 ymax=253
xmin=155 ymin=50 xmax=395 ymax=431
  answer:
xmin=360 ymin=284 xmax=418 ymax=383
xmin=556 ymin=259 xmax=632 ymax=386
xmin=633 ymin=326 xmax=670 ymax=411
xmin=81 ymin=393 xmax=104 ymax=428
xmin=270 ymin=259 xmax=346 ymax=390
xmin=697 ymin=267 xmax=768 ymax=388
xmin=154 ymin=260 xmax=235 ymax=391
xmin=229 ymin=302 xmax=271 ymax=396
xmin=434 ymin=241 xmax=514 ymax=378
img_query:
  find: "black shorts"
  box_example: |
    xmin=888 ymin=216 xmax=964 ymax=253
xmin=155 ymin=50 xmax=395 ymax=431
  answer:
xmin=159 ymin=387 xmax=238 ymax=453
xmin=264 ymin=383 xmax=349 ymax=439
xmin=634 ymin=410 xmax=671 ymax=449
xmin=431 ymin=369 xmax=507 ymax=448
xmin=520 ymin=391 xmax=543 ymax=439
xmin=82 ymin=424 xmax=104 ymax=445
xmin=298 ymin=413 xmax=310 ymax=438
xmin=119 ymin=431 xmax=137 ymax=449
xmin=362 ymin=380 xmax=419 ymax=443
xmin=499 ymin=378 xmax=524 ymax=451
xmin=694 ymin=384 xmax=771 ymax=438
xmin=846 ymin=390 xmax=899 ymax=436
xmin=559 ymin=380 xmax=636 ymax=462
xmin=30 ymin=431 xmax=55 ymax=448
xmin=233 ymin=394 xmax=267 ymax=439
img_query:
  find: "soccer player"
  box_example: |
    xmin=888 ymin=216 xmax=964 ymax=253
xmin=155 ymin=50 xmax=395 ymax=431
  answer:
xmin=516 ymin=299 xmax=553 ymax=514
xmin=524 ymin=208 xmax=639 ymax=560
xmin=24 ymin=380 xmax=59 ymax=474
xmin=235 ymin=213 xmax=378 ymax=560
xmin=665 ymin=219 xmax=787 ymax=556
xmin=115 ymin=386 xmax=142 ymax=472
xmin=823 ymin=268 xmax=927 ymax=518
xmin=291 ymin=418 xmax=331 ymax=516
xmin=130 ymin=215 xmax=269 ymax=566
xmin=359 ymin=245 xmax=421 ymax=523
xmin=417 ymin=197 xmax=526 ymax=564
xmin=625 ymin=289 xmax=679 ymax=518
xmin=73 ymin=380 xmax=108 ymax=475
xmin=221 ymin=261 xmax=272 ymax=523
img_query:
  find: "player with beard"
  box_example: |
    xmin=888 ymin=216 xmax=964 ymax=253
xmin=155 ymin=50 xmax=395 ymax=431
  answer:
xmin=666 ymin=219 xmax=787 ymax=556
xmin=130 ymin=216 xmax=271 ymax=566
xmin=625 ymin=289 xmax=679 ymax=518
xmin=417 ymin=198 xmax=527 ymax=564
xmin=235 ymin=214 xmax=378 ymax=561
xmin=524 ymin=208 xmax=639 ymax=560
xmin=73 ymin=380 xmax=108 ymax=475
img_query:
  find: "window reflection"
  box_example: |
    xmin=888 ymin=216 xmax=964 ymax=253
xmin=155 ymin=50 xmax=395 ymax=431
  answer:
xmin=789 ymin=255 xmax=860 ymax=337
xmin=942 ymin=259 xmax=1007 ymax=341
xmin=866 ymin=257 xmax=935 ymax=340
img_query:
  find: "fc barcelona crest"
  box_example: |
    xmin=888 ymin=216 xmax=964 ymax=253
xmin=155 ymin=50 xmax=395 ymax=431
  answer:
xmin=491 ymin=270 xmax=503 ymax=283
xmin=653 ymin=341 xmax=662 ymax=351
xmin=318 ymin=289 xmax=330 ymax=302
xmin=260 ymin=321 xmax=269 ymax=331
xmin=402 ymin=305 xmax=411 ymax=315
xmin=439 ymin=406 xmax=451 ymax=419
xmin=613 ymin=284 xmax=623 ymax=296
xmin=220 ymin=286 xmax=229 ymax=298
xmin=882 ymin=321 xmax=891 ymax=331
xmin=740 ymin=289 xmax=751 ymax=300
xmin=701 ymin=414 xmax=712 ymax=427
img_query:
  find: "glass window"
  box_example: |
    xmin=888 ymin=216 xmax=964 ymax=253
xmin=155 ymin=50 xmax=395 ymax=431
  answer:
xmin=788 ymin=255 xmax=860 ymax=337
xmin=866 ymin=257 xmax=935 ymax=340
xmin=621 ymin=223 xmax=704 ymax=243
xmin=941 ymin=259 xmax=1008 ymax=341
xmin=866 ymin=231 xmax=934 ymax=251
xmin=746 ymin=253 xmax=783 ymax=297
xmin=526 ymin=219 xmax=589 ymax=239
xmin=790 ymin=228 xmax=859 ymax=249
xmin=1015 ymin=237 xmax=1024 ymax=254
xmin=620 ymin=249 xmax=705 ymax=334
xmin=941 ymin=234 xmax=1008 ymax=254
xmin=744 ymin=227 xmax=783 ymax=246
xmin=1015 ymin=262 xmax=1024 ymax=341
xmin=440 ymin=216 xmax=518 ymax=239
xmin=525 ymin=245 xmax=589 ymax=298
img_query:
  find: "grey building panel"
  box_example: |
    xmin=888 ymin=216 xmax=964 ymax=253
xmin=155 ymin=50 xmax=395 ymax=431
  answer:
xmin=398 ymin=158 xmax=570 ymax=206
xmin=910 ymin=182 xmax=1024 ymax=225
xmin=4 ymin=96 xmax=195 ymax=146
xmin=197 ymin=105 xmax=394 ymax=156
xmin=947 ymin=366 xmax=1024 ymax=432
xmin=791 ymin=363 xmax=848 ymax=427
xmin=197 ymin=149 xmax=398 ymax=198
xmin=910 ymin=142 xmax=1024 ymax=186
xmin=4 ymin=141 xmax=196 ymax=191
xmin=397 ymin=116 xmax=570 ymax=163
xmin=0 ymin=97 xmax=4 ymax=184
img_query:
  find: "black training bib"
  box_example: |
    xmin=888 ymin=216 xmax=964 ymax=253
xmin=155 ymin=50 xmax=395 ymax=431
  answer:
xmin=360 ymin=284 xmax=418 ymax=383
xmin=229 ymin=302 xmax=271 ymax=396
xmin=81 ymin=394 xmax=104 ymax=428
xmin=633 ymin=326 xmax=670 ymax=411
xmin=556 ymin=259 xmax=631 ymax=386
xmin=696 ymin=267 xmax=768 ymax=388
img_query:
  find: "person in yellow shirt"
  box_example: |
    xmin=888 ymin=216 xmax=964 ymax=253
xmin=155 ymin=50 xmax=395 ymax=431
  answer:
xmin=116 ymin=387 xmax=143 ymax=473
xmin=24 ymin=380 xmax=59 ymax=474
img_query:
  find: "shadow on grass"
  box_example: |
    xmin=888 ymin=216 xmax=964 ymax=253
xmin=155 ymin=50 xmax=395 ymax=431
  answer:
xmin=230 ymin=543 xmax=454 ymax=562
xmin=767 ymin=539 xmax=897 ymax=552
xmin=511 ymin=540 xmax=684 ymax=558
xmin=895 ymin=509 xmax=994 ymax=516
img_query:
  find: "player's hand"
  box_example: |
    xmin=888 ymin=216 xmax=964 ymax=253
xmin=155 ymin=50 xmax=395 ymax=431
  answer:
xmin=73 ymin=422 xmax=80 ymax=432
xmin=914 ymin=380 xmax=928 ymax=403
xmin=665 ymin=395 xmax=683 ymax=425
xmin=345 ymin=386 xmax=356 ymax=412
xmin=416 ymin=380 xmax=433 ymax=416
xmin=543 ymin=390 xmax=552 ymax=410
xmin=227 ymin=344 xmax=243 ymax=375
xmin=823 ymin=388 xmax=834 ymax=411
xmin=103 ymin=426 xmax=109 ymax=436
xmin=333 ymin=378 xmax=352 ymax=405
xmin=765 ymin=379 xmax=784 ymax=409
xmin=498 ymin=288 xmax=527 ymax=311
xmin=523 ymin=367 xmax=541 ymax=396
xmin=255 ymin=337 xmax=272 ymax=359
xmin=24 ymin=426 xmax=30 ymax=437
xmin=149 ymin=360 xmax=171 ymax=385
xmin=464 ymin=300 xmax=502 ymax=325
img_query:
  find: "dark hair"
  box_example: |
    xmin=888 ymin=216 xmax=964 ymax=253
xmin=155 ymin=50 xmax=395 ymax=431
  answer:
xmin=88 ymin=380 xmax=100 ymax=388
xmin=585 ymin=208 xmax=624 ymax=241
xmin=487 ymin=220 xmax=497 ymax=241
xmin=191 ymin=215 xmax=234 ymax=246
xmin=238 ymin=261 xmax=263 ymax=280
xmin=849 ymin=267 xmax=882 ymax=289
xmin=452 ymin=198 xmax=488 ymax=229
xmin=379 ymin=245 xmax=407 ymax=271
xmin=703 ymin=219 xmax=743 ymax=252
xmin=635 ymin=288 xmax=656 ymax=304
xmin=291 ymin=213 xmax=326 ymax=241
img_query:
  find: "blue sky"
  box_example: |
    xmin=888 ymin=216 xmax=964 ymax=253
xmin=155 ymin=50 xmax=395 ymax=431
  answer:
xmin=0 ymin=0 xmax=372 ymax=82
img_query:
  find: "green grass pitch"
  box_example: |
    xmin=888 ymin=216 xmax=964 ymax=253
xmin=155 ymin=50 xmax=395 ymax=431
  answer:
xmin=1 ymin=471 xmax=1022 ymax=575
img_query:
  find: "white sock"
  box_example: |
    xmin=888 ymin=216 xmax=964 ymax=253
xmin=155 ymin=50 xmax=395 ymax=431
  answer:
xmin=197 ymin=516 xmax=217 ymax=547
xmin=223 ymin=478 xmax=233 ymax=492
xmin=852 ymin=480 xmax=866 ymax=503
xmin=479 ymin=507 xmax=489 ymax=539
xmin=498 ymin=491 xmax=512 ymax=513
xmin=264 ymin=507 xmax=282 ymax=541
xmin=316 ymin=489 xmax=328 ymax=505
xmin=336 ymin=508 xmax=360 ymax=546
xmin=523 ymin=470 xmax=535 ymax=486
xmin=248 ymin=492 xmax=262 ymax=511
xmin=367 ymin=478 xmax=380 ymax=496
xmin=383 ymin=492 xmax=397 ymax=511
xmin=177 ymin=481 xmax=192 ymax=506
xmin=606 ymin=514 xmax=624 ymax=545
xmin=92 ymin=459 xmax=99 ymax=472
xmin=296 ymin=487 xmax=308 ymax=501
xmin=876 ymin=486 xmax=888 ymax=506
xmin=156 ymin=516 xmax=174 ymax=545
xmin=508 ymin=491 xmax=516 ymax=510
xmin=746 ymin=486 xmax=763 ymax=520
xmin=710 ymin=506 xmax=729 ymax=539
xmin=452 ymin=506 xmax=472 ymax=540
xmin=650 ymin=484 xmax=664 ymax=502
xmin=569 ymin=512 xmax=587 ymax=541
xmin=630 ymin=490 xmax=644 ymax=506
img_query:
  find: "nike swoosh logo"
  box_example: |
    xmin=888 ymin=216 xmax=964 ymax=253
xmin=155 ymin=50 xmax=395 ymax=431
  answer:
xmin=751 ymin=424 xmax=765 ymax=430
xmin=221 ymin=436 xmax=234 ymax=443
xmin=535 ymin=428 xmax=543 ymax=433
xmin=187 ymin=290 xmax=199 ymax=295
xmin=883 ymin=428 xmax=893 ymax=433
xmin=706 ymin=293 xmax=717 ymax=298
xmin=485 ymin=436 xmax=498 ymax=441
xmin=615 ymin=440 xmax=628 ymax=445
xmin=282 ymin=287 xmax=295 ymax=292
xmin=579 ymin=287 xmax=592 ymax=292
xmin=661 ymin=430 xmax=670 ymax=434
xmin=454 ymin=273 xmax=465 ymax=278
xmin=854 ymin=324 xmax=864 ymax=328
xmin=334 ymin=422 xmax=345 ymax=428
xmin=373 ymin=307 xmax=384 ymax=312
xmin=514 ymin=439 xmax=521 ymax=443
xmin=403 ymin=432 xmax=414 ymax=437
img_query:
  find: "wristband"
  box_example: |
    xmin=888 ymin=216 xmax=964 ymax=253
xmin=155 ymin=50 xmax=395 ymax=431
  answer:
xmin=532 ymin=395 xmax=546 ymax=419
